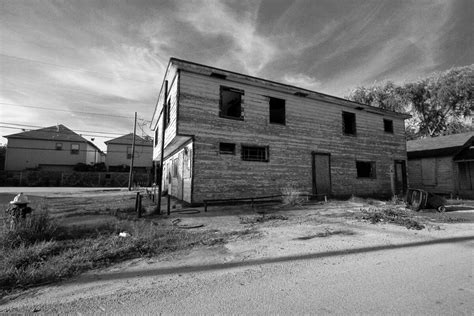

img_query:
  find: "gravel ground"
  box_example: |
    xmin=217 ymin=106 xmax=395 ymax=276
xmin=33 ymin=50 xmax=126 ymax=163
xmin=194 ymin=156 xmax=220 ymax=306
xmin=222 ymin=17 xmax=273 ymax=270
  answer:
xmin=1 ymin=198 xmax=473 ymax=314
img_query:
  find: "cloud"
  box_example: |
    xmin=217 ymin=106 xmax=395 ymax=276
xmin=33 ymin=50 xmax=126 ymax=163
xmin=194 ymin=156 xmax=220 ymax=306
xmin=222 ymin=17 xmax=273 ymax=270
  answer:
xmin=283 ymin=73 xmax=321 ymax=90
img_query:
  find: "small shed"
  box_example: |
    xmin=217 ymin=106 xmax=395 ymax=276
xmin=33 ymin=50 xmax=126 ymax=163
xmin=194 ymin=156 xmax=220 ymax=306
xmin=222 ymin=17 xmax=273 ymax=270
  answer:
xmin=407 ymin=132 xmax=474 ymax=198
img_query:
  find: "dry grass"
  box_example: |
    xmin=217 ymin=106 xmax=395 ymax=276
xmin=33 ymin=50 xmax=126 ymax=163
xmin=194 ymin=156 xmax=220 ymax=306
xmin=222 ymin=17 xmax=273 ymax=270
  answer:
xmin=359 ymin=207 xmax=425 ymax=230
xmin=0 ymin=212 xmax=239 ymax=296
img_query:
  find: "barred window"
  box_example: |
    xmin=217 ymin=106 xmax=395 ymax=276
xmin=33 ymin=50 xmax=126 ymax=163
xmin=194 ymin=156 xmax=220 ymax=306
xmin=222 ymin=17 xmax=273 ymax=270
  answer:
xmin=241 ymin=145 xmax=268 ymax=162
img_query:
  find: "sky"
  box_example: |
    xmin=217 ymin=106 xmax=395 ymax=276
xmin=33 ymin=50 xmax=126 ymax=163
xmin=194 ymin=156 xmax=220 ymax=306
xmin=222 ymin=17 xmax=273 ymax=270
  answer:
xmin=1 ymin=0 xmax=473 ymax=151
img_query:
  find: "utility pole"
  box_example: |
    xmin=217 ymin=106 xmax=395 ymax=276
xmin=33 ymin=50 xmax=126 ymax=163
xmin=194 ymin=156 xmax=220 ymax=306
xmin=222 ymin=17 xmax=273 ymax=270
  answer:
xmin=155 ymin=80 xmax=168 ymax=214
xmin=128 ymin=112 xmax=137 ymax=191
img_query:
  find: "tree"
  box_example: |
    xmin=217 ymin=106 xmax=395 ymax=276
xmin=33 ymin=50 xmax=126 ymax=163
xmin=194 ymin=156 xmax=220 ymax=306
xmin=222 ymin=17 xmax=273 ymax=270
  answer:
xmin=347 ymin=65 xmax=473 ymax=139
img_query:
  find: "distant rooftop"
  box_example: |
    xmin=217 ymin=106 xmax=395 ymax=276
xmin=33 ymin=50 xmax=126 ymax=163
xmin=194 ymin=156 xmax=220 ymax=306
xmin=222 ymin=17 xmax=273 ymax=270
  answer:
xmin=105 ymin=133 xmax=152 ymax=146
xmin=4 ymin=124 xmax=103 ymax=153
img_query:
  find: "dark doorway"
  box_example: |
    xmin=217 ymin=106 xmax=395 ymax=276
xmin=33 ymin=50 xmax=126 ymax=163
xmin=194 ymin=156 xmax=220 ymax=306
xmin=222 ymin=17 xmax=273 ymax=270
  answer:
xmin=394 ymin=160 xmax=407 ymax=195
xmin=312 ymin=153 xmax=331 ymax=196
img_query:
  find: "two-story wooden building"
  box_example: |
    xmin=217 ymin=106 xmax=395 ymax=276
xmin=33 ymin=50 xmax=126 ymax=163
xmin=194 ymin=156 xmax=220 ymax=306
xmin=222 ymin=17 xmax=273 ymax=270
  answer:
xmin=150 ymin=58 xmax=410 ymax=204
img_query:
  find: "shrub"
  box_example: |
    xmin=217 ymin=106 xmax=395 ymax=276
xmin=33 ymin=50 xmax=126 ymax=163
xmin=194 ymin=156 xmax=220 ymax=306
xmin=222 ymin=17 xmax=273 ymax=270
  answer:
xmin=281 ymin=184 xmax=304 ymax=206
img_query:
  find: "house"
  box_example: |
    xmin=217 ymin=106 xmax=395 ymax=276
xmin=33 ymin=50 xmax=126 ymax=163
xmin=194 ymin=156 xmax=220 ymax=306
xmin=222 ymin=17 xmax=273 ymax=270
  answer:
xmin=4 ymin=124 xmax=104 ymax=171
xmin=407 ymin=132 xmax=474 ymax=198
xmin=150 ymin=58 xmax=410 ymax=204
xmin=104 ymin=133 xmax=153 ymax=172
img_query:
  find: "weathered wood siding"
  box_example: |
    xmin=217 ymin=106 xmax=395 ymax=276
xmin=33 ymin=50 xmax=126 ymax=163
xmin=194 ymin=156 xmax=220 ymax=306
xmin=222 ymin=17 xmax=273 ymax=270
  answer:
xmin=407 ymin=156 xmax=455 ymax=194
xmin=178 ymin=71 xmax=407 ymax=203
xmin=152 ymin=65 xmax=179 ymax=161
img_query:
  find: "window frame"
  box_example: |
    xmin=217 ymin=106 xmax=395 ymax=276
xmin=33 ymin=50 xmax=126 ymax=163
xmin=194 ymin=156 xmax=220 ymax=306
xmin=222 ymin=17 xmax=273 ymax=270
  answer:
xmin=70 ymin=143 xmax=80 ymax=155
xmin=55 ymin=143 xmax=63 ymax=151
xmin=126 ymin=146 xmax=132 ymax=159
xmin=219 ymin=142 xmax=236 ymax=155
xmin=269 ymin=97 xmax=286 ymax=125
xmin=241 ymin=145 xmax=269 ymax=162
xmin=342 ymin=111 xmax=357 ymax=136
xmin=356 ymin=160 xmax=376 ymax=179
xmin=219 ymin=86 xmax=244 ymax=120
xmin=383 ymin=119 xmax=394 ymax=133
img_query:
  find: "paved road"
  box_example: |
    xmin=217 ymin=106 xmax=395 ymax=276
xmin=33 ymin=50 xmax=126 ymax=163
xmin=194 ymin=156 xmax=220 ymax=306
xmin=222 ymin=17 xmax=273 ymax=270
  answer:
xmin=4 ymin=235 xmax=473 ymax=314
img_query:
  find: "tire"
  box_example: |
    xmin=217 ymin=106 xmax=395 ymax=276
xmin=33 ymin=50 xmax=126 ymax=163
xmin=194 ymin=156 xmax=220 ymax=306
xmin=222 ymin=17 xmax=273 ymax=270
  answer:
xmin=437 ymin=206 xmax=446 ymax=213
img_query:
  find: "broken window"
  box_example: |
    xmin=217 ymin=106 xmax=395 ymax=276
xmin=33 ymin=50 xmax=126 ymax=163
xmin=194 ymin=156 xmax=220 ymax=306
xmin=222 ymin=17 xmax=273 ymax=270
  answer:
xmin=220 ymin=86 xmax=243 ymax=119
xmin=172 ymin=158 xmax=179 ymax=177
xmin=356 ymin=161 xmax=376 ymax=178
xmin=342 ymin=111 xmax=356 ymax=135
xmin=219 ymin=143 xmax=236 ymax=155
xmin=269 ymin=97 xmax=285 ymax=125
xmin=241 ymin=145 xmax=269 ymax=162
xmin=384 ymin=119 xmax=394 ymax=133
xmin=126 ymin=146 xmax=132 ymax=159
xmin=55 ymin=143 xmax=63 ymax=150
xmin=71 ymin=143 xmax=79 ymax=155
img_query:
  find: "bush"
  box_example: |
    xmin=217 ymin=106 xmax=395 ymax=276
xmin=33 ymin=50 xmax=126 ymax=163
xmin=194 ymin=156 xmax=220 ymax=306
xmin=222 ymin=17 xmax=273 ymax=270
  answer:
xmin=281 ymin=184 xmax=304 ymax=206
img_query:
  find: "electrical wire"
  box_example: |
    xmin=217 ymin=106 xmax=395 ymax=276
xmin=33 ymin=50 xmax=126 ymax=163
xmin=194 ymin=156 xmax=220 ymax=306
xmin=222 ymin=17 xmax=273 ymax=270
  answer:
xmin=0 ymin=102 xmax=133 ymax=119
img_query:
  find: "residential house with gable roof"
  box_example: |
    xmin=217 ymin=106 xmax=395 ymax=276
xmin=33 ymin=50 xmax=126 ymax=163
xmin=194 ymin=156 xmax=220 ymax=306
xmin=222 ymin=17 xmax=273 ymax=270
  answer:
xmin=407 ymin=132 xmax=474 ymax=198
xmin=104 ymin=133 xmax=153 ymax=172
xmin=150 ymin=58 xmax=410 ymax=204
xmin=4 ymin=124 xmax=104 ymax=171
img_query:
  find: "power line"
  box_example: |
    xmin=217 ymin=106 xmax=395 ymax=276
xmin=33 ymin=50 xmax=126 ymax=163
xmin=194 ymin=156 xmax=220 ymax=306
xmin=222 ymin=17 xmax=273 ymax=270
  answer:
xmin=0 ymin=102 xmax=132 ymax=119
xmin=0 ymin=122 xmax=127 ymax=136
xmin=0 ymin=125 xmax=118 ymax=140
xmin=5 ymin=146 xmax=151 ymax=155
xmin=0 ymin=52 xmax=157 ymax=84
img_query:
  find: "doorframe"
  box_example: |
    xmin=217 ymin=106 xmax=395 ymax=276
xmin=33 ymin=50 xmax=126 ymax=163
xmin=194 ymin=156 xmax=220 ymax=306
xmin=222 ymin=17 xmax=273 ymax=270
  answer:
xmin=311 ymin=151 xmax=332 ymax=196
xmin=394 ymin=160 xmax=407 ymax=194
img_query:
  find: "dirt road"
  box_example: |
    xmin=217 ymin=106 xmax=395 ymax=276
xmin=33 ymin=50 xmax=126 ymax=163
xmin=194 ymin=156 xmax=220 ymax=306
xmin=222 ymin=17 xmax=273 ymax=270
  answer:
xmin=2 ymin=202 xmax=473 ymax=314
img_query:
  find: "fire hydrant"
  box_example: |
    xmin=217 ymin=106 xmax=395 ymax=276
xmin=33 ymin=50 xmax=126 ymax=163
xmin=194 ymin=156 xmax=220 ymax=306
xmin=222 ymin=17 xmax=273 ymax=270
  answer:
xmin=5 ymin=193 xmax=32 ymax=229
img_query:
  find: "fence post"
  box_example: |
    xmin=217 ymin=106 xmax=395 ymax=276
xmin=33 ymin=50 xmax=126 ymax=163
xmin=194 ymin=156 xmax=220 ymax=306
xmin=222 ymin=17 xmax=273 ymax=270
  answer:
xmin=137 ymin=193 xmax=142 ymax=218
xmin=135 ymin=192 xmax=140 ymax=216
xmin=167 ymin=194 xmax=171 ymax=216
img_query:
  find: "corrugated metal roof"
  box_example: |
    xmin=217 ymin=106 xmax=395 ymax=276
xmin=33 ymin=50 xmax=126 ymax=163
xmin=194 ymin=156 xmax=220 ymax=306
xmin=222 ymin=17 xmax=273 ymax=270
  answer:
xmin=105 ymin=133 xmax=153 ymax=146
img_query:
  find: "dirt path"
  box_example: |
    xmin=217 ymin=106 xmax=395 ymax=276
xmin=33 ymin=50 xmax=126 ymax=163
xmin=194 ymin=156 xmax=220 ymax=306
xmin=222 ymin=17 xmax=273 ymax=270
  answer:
xmin=1 ymin=202 xmax=473 ymax=314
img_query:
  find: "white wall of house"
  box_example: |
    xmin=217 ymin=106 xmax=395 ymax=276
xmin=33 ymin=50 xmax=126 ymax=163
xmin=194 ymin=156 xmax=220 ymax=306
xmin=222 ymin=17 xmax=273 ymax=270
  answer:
xmin=5 ymin=138 xmax=91 ymax=171
xmin=105 ymin=143 xmax=153 ymax=169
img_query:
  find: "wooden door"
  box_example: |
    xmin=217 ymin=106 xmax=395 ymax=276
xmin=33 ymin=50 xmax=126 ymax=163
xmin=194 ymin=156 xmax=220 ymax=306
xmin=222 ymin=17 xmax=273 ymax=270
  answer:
xmin=394 ymin=160 xmax=407 ymax=195
xmin=312 ymin=153 xmax=331 ymax=196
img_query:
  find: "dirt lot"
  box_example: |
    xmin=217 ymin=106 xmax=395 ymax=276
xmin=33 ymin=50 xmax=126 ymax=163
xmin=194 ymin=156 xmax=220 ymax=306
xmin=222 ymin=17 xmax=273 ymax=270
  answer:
xmin=1 ymin=188 xmax=473 ymax=313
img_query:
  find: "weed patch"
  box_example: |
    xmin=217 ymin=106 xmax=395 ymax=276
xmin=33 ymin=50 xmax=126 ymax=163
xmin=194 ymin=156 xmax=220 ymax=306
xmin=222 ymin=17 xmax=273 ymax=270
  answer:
xmin=239 ymin=214 xmax=288 ymax=224
xmin=295 ymin=229 xmax=355 ymax=240
xmin=0 ymin=216 xmax=237 ymax=296
xmin=360 ymin=207 xmax=425 ymax=230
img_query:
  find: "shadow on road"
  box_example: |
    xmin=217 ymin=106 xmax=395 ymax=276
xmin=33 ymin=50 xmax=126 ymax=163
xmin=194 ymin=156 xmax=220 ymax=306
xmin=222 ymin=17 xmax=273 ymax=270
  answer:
xmin=77 ymin=235 xmax=474 ymax=284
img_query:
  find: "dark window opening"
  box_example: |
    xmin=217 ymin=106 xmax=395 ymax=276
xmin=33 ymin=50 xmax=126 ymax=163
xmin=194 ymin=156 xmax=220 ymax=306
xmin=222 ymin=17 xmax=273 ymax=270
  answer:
xmin=356 ymin=161 xmax=376 ymax=178
xmin=220 ymin=86 xmax=243 ymax=119
xmin=71 ymin=144 xmax=79 ymax=155
xmin=154 ymin=128 xmax=158 ymax=147
xmin=219 ymin=143 xmax=236 ymax=155
xmin=55 ymin=143 xmax=63 ymax=150
xmin=127 ymin=146 xmax=132 ymax=159
xmin=164 ymin=99 xmax=171 ymax=128
xmin=241 ymin=145 xmax=268 ymax=162
xmin=384 ymin=119 xmax=394 ymax=133
xmin=269 ymin=97 xmax=286 ymax=125
xmin=342 ymin=111 xmax=356 ymax=135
